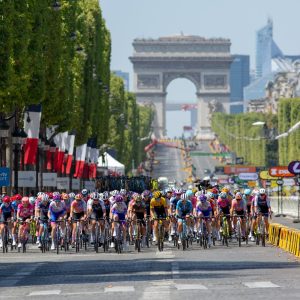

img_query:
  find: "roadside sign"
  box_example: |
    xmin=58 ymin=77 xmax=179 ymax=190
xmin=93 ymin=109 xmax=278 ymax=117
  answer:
xmin=238 ymin=173 xmax=258 ymax=181
xmin=288 ymin=161 xmax=300 ymax=175
xmin=57 ymin=177 xmax=70 ymax=190
xmin=259 ymin=170 xmax=278 ymax=180
xmin=269 ymin=166 xmax=294 ymax=177
xmin=72 ymin=179 xmax=80 ymax=190
xmin=0 ymin=167 xmax=10 ymax=187
xmin=12 ymin=171 xmax=36 ymax=188
xmin=283 ymin=178 xmax=296 ymax=186
xmin=41 ymin=173 xmax=57 ymax=187
xmin=224 ymin=165 xmax=256 ymax=174
xmin=265 ymin=180 xmax=271 ymax=187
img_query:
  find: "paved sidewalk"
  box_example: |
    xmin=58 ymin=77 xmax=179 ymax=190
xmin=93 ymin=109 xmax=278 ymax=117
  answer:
xmin=271 ymin=216 xmax=300 ymax=230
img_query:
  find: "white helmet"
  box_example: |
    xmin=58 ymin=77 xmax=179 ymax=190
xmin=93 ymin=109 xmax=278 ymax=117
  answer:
xmin=259 ymin=188 xmax=266 ymax=195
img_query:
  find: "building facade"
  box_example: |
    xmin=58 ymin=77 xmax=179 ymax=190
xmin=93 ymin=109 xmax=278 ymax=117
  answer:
xmin=230 ymin=54 xmax=250 ymax=114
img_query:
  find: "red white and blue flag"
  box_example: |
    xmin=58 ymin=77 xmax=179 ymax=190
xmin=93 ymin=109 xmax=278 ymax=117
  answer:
xmin=23 ymin=104 xmax=42 ymax=165
xmin=74 ymin=144 xmax=87 ymax=178
xmin=65 ymin=134 xmax=75 ymax=175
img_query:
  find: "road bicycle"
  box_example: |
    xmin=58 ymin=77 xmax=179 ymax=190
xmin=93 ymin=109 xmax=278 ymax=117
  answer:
xmin=30 ymin=219 xmax=37 ymax=244
xmin=103 ymin=218 xmax=110 ymax=253
xmin=198 ymin=216 xmax=210 ymax=249
xmin=39 ymin=220 xmax=50 ymax=253
xmin=114 ymin=220 xmax=124 ymax=254
xmin=154 ymin=218 xmax=166 ymax=252
xmin=134 ymin=219 xmax=143 ymax=252
xmin=145 ymin=217 xmax=152 ymax=248
xmin=1 ymin=221 xmax=10 ymax=253
xmin=220 ymin=214 xmax=230 ymax=247
xmin=18 ymin=219 xmax=30 ymax=253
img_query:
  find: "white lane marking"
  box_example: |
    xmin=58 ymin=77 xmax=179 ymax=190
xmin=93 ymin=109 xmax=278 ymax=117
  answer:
xmin=171 ymin=262 xmax=180 ymax=279
xmin=104 ymin=286 xmax=135 ymax=293
xmin=243 ymin=281 xmax=280 ymax=288
xmin=150 ymin=271 xmax=172 ymax=276
xmin=142 ymin=285 xmax=171 ymax=300
xmin=62 ymin=291 xmax=104 ymax=296
xmin=175 ymin=284 xmax=208 ymax=290
xmin=28 ymin=290 xmax=61 ymax=296
xmin=151 ymin=280 xmax=175 ymax=286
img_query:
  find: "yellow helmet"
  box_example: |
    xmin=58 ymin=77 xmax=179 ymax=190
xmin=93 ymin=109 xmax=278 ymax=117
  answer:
xmin=153 ymin=191 xmax=162 ymax=199
xmin=222 ymin=187 xmax=229 ymax=193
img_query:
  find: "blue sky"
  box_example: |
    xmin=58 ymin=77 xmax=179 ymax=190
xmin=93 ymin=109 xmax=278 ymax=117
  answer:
xmin=101 ymin=0 xmax=300 ymax=137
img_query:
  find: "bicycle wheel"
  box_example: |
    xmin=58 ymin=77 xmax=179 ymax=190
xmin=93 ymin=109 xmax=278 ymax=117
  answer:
xmin=75 ymin=224 xmax=80 ymax=253
xmin=56 ymin=227 xmax=60 ymax=255
xmin=237 ymin=220 xmax=241 ymax=247
xmin=2 ymin=226 xmax=8 ymax=253
xmin=261 ymin=219 xmax=266 ymax=247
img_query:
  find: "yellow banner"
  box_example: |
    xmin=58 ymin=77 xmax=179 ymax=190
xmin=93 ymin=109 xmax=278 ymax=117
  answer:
xmin=259 ymin=170 xmax=279 ymax=180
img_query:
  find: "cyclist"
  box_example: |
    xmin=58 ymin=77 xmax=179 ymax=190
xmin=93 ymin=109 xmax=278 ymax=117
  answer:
xmin=17 ymin=197 xmax=34 ymax=249
xmin=81 ymin=189 xmax=89 ymax=203
xmin=87 ymin=192 xmax=106 ymax=244
xmin=11 ymin=194 xmax=22 ymax=246
xmin=129 ymin=195 xmax=147 ymax=245
xmin=102 ymin=192 xmax=111 ymax=219
xmin=48 ymin=194 xmax=66 ymax=250
xmin=243 ymin=188 xmax=254 ymax=241
xmin=254 ymin=188 xmax=271 ymax=234
xmin=142 ymin=190 xmax=151 ymax=217
xmin=176 ymin=192 xmax=193 ymax=245
xmin=150 ymin=191 xmax=168 ymax=244
xmin=35 ymin=194 xmax=50 ymax=248
xmin=169 ymin=189 xmax=182 ymax=241
xmin=217 ymin=192 xmax=232 ymax=237
xmin=230 ymin=192 xmax=246 ymax=240
xmin=70 ymin=193 xmax=87 ymax=247
xmin=196 ymin=194 xmax=212 ymax=246
xmin=110 ymin=194 xmax=128 ymax=248
xmin=0 ymin=196 xmax=13 ymax=248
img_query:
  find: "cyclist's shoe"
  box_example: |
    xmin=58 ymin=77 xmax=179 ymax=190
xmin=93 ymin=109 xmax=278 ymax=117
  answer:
xmin=110 ymin=242 xmax=115 ymax=248
xmin=178 ymin=239 xmax=182 ymax=245
xmin=18 ymin=243 xmax=22 ymax=248
xmin=0 ymin=240 xmax=3 ymax=248
xmin=12 ymin=240 xmax=16 ymax=246
xmin=35 ymin=239 xmax=40 ymax=245
xmin=242 ymin=236 xmax=246 ymax=241
xmin=51 ymin=243 xmax=55 ymax=250
xmin=37 ymin=242 xmax=42 ymax=248
xmin=251 ymin=236 xmax=255 ymax=242
xmin=152 ymin=236 xmax=157 ymax=243
xmin=90 ymin=235 xmax=94 ymax=244
xmin=168 ymin=235 xmax=172 ymax=242
xmin=208 ymin=236 xmax=212 ymax=247
xmin=170 ymin=228 xmax=175 ymax=236
xmin=71 ymin=243 xmax=75 ymax=248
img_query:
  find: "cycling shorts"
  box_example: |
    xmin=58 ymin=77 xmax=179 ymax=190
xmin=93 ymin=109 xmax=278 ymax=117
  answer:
xmin=235 ymin=210 xmax=245 ymax=219
xmin=90 ymin=210 xmax=104 ymax=220
xmin=73 ymin=212 xmax=84 ymax=221
xmin=219 ymin=206 xmax=230 ymax=216
xmin=113 ymin=212 xmax=126 ymax=221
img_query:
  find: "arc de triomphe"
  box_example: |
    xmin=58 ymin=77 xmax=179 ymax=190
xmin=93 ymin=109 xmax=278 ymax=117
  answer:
xmin=130 ymin=35 xmax=232 ymax=138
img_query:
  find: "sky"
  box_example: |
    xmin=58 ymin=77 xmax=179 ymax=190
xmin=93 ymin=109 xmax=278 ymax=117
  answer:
xmin=100 ymin=0 xmax=300 ymax=137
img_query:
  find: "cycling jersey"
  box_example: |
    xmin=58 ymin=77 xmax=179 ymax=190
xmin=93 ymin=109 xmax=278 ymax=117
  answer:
xmin=231 ymin=199 xmax=246 ymax=212
xmin=254 ymin=195 xmax=270 ymax=214
xmin=176 ymin=200 xmax=193 ymax=218
xmin=170 ymin=196 xmax=180 ymax=212
xmin=150 ymin=197 xmax=167 ymax=218
xmin=0 ymin=203 xmax=13 ymax=222
xmin=111 ymin=202 xmax=127 ymax=221
xmin=71 ymin=200 xmax=87 ymax=214
xmin=49 ymin=202 xmax=66 ymax=221
xmin=18 ymin=204 xmax=34 ymax=218
xmin=89 ymin=201 xmax=105 ymax=220
xmin=196 ymin=201 xmax=212 ymax=217
xmin=38 ymin=202 xmax=50 ymax=221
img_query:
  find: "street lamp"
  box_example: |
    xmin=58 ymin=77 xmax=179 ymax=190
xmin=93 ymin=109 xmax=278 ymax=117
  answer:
xmin=0 ymin=118 xmax=10 ymax=138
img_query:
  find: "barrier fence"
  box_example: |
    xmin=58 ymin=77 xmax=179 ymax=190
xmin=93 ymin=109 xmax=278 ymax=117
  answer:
xmin=270 ymin=197 xmax=299 ymax=218
xmin=268 ymin=223 xmax=300 ymax=258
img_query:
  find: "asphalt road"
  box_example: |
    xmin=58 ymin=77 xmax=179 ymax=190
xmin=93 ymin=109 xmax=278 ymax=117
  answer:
xmin=0 ymin=239 xmax=299 ymax=300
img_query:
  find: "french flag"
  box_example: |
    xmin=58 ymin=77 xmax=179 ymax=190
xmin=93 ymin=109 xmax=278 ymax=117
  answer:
xmin=23 ymin=104 xmax=42 ymax=165
xmin=65 ymin=134 xmax=75 ymax=175
xmin=74 ymin=144 xmax=87 ymax=178
xmin=83 ymin=142 xmax=91 ymax=179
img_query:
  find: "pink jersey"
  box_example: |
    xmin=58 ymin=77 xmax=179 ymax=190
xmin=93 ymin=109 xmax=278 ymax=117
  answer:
xmin=71 ymin=200 xmax=87 ymax=213
xmin=190 ymin=196 xmax=197 ymax=209
xmin=18 ymin=203 xmax=34 ymax=218
xmin=231 ymin=199 xmax=246 ymax=212
xmin=217 ymin=197 xmax=230 ymax=209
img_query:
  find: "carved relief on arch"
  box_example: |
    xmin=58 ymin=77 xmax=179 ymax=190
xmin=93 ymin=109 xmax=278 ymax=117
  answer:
xmin=163 ymin=72 xmax=201 ymax=91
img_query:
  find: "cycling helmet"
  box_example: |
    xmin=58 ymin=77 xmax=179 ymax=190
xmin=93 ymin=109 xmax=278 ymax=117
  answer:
xmin=135 ymin=195 xmax=142 ymax=202
xmin=219 ymin=192 xmax=227 ymax=199
xmin=142 ymin=190 xmax=151 ymax=197
xmin=120 ymin=189 xmax=126 ymax=196
xmin=199 ymin=194 xmax=207 ymax=202
xmin=22 ymin=197 xmax=29 ymax=203
xmin=132 ymin=192 xmax=139 ymax=200
xmin=42 ymin=194 xmax=49 ymax=202
xmin=181 ymin=193 xmax=188 ymax=200
xmin=15 ymin=194 xmax=22 ymax=201
xmin=37 ymin=193 xmax=44 ymax=200
xmin=90 ymin=192 xmax=100 ymax=200
xmin=206 ymin=192 xmax=214 ymax=199
xmin=212 ymin=187 xmax=219 ymax=194
xmin=29 ymin=197 xmax=36 ymax=205
xmin=53 ymin=191 xmax=60 ymax=197
xmin=2 ymin=196 xmax=10 ymax=203
xmin=68 ymin=192 xmax=75 ymax=200
xmin=115 ymin=194 xmax=123 ymax=203
xmin=233 ymin=189 xmax=240 ymax=194
xmin=235 ymin=192 xmax=242 ymax=200
xmin=81 ymin=189 xmax=88 ymax=196
xmin=48 ymin=192 xmax=53 ymax=199
xmin=153 ymin=191 xmax=161 ymax=199
xmin=244 ymin=189 xmax=251 ymax=196
xmin=75 ymin=193 xmax=82 ymax=200
xmin=174 ymin=189 xmax=182 ymax=195
xmin=111 ymin=190 xmax=119 ymax=197
xmin=259 ymin=188 xmax=266 ymax=195
xmin=102 ymin=191 xmax=109 ymax=199
xmin=186 ymin=190 xmax=193 ymax=198
xmin=221 ymin=187 xmax=229 ymax=193
xmin=53 ymin=194 xmax=61 ymax=201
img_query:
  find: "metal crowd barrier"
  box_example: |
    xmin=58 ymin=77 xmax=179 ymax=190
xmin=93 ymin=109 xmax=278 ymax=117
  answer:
xmin=270 ymin=197 xmax=299 ymax=218
xmin=268 ymin=223 xmax=300 ymax=258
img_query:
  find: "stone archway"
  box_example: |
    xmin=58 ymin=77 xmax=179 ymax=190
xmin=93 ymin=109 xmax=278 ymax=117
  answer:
xmin=130 ymin=35 xmax=232 ymax=138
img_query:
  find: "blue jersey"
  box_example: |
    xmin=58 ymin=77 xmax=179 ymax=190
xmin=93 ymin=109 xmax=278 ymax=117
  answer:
xmin=0 ymin=203 xmax=13 ymax=215
xmin=170 ymin=197 xmax=180 ymax=211
xmin=176 ymin=200 xmax=193 ymax=217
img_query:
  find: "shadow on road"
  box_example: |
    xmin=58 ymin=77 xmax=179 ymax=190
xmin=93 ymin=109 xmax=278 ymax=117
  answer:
xmin=0 ymin=257 xmax=298 ymax=288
